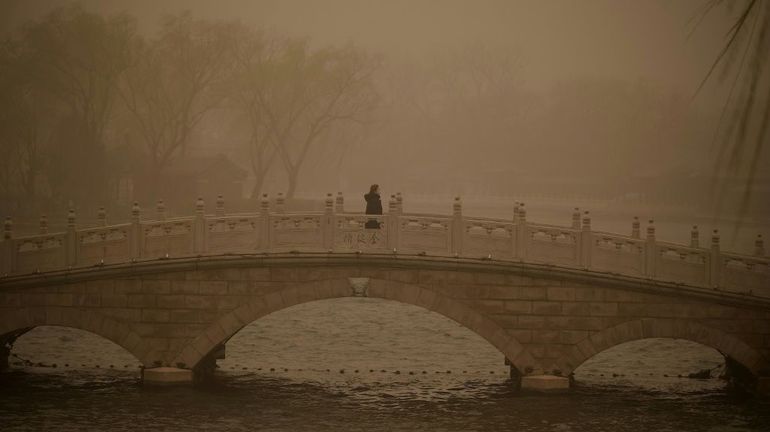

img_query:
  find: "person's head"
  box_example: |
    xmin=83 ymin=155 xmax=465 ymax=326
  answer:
xmin=369 ymin=184 xmax=379 ymax=194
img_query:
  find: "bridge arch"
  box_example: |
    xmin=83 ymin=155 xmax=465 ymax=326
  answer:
xmin=561 ymin=318 xmax=766 ymax=377
xmin=173 ymin=278 xmax=528 ymax=373
xmin=0 ymin=307 xmax=146 ymax=365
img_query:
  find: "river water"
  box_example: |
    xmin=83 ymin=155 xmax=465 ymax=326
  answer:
xmin=2 ymin=297 xmax=770 ymax=431
xmin=3 ymin=199 xmax=769 ymax=431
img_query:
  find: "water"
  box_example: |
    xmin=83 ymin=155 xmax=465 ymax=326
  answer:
xmin=2 ymin=298 xmax=770 ymax=431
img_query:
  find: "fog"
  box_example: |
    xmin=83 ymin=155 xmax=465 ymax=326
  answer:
xmin=0 ymin=0 xmax=768 ymax=233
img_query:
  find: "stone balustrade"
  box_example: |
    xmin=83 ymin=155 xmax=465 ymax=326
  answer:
xmin=1 ymin=194 xmax=768 ymax=297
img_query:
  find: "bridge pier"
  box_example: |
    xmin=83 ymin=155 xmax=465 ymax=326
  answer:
xmin=507 ymin=359 xmax=570 ymax=393
xmin=722 ymin=356 xmax=770 ymax=396
xmin=508 ymin=361 xmax=522 ymax=390
xmin=142 ymin=345 xmax=227 ymax=385
xmin=0 ymin=329 xmax=31 ymax=371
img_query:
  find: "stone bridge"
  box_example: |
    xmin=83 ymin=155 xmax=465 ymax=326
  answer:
xmin=1 ymin=193 xmax=769 ymax=392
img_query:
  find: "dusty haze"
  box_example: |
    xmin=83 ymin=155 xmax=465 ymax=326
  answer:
xmin=0 ymin=0 xmax=767 ymax=225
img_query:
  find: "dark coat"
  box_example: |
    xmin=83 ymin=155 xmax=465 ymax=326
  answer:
xmin=364 ymin=192 xmax=383 ymax=229
xmin=364 ymin=192 xmax=383 ymax=215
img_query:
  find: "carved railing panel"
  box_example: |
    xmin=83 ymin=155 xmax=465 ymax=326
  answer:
xmin=590 ymin=233 xmax=645 ymax=276
xmin=526 ymin=225 xmax=579 ymax=267
xmin=269 ymin=214 xmax=324 ymax=251
xmin=398 ymin=216 xmax=452 ymax=255
xmin=15 ymin=233 xmax=67 ymax=273
xmin=206 ymin=216 xmax=261 ymax=254
xmin=720 ymin=253 xmax=770 ymax=296
xmin=655 ymin=242 xmax=709 ymax=286
xmin=463 ymin=220 xmax=514 ymax=259
xmin=333 ymin=214 xmax=388 ymax=252
xmin=141 ymin=219 xmax=194 ymax=259
xmin=1 ymin=199 xmax=768 ymax=299
xmin=78 ymin=224 xmax=131 ymax=265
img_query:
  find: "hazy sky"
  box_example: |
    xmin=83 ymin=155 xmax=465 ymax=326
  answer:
xmin=0 ymin=0 xmax=735 ymax=100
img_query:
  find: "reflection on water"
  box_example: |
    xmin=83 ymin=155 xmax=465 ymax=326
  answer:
xmin=2 ymin=298 xmax=770 ymax=431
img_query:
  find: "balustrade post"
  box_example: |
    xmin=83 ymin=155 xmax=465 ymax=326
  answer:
xmin=323 ymin=193 xmax=334 ymax=250
xmin=387 ymin=194 xmax=399 ymax=251
xmin=157 ymin=199 xmax=166 ymax=221
xmin=709 ymin=229 xmax=721 ymax=287
xmin=452 ymin=196 xmax=463 ymax=256
xmin=216 ymin=195 xmax=225 ymax=217
xmin=572 ymin=208 xmax=580 ymax=230
xmin=39 ymin=214 xmax=48 ymax=234
xmin=276 ymin=193 xmax=285 ymax=214
xmin=260 ymin=193 xmax=270 ymax=251
xmin=516 ymin=203 xmax=528 ymax=259
xmin=2 ymin=217 xmax=10 ymax=241
xmin=580 ymin=211 xmax=592 ymax=268
xmin=755 ymin=234 xmax=765 ymax=257
xmin=1 ymin=217 xmax=14 ymax=274
xmin=690 ymin=225 xmax=700 ymax=248
xmin=129 ymin=202 xmax=141 ymax=260
xmin=631 ymin=216 xmax=640 ymax=239
xmin=65 ymin=207 xmax=77 ymax=266
xmin=193 ymin=197 xmax=206 ymax=254
xmin=97 ymin=207 xmax=107 ymax=227
xmin=513 ymin=201 xmax=520 ymax=222
xmin=644 ymin=219 xmax=657 ymax=277
xmin=335 ymin=192 xmax=345 ymax=213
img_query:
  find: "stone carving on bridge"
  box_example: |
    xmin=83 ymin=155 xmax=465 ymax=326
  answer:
xmin=348 ymin=277 xmax=370 ymax=297
xmin=79 ymin=227 xmax=128 ymax=244
xmin=531 ymin=228 xmax=576 ymax=245
xmin=14 ymin=234 xmax=66 ymax=274
xmin=2 ymin=192 xmax=770 ymax=392
xmin=207 ymin=218 xmax=257 ymax=234
xmin=17 ymin=235 xmax=63 ymax=253
xmin=594 ymin=236 xmax=641 ymax=253
xmin=526 ymin=225 xmax=580 ymax=267
xmin=78 ymin=226 xmax=130 ymax=265
xmin=463 ymin=220 xmax=513 ymax=259
xmin=142 ymin=220 xmax=194 ymax=258
xmin=206 ymin=216 xmax=260 ymax=254
xmin=0 ymin=193 xmax=768 ymax=299
xmin=335 ymin=215 xmax=387 ymax=252
xmin=399 ymin=217 xmax=451 ymax=254
xmin=270 ymin=215 xmax=323 ymax=250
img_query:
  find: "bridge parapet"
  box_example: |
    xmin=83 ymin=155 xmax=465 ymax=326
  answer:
xmin=1 ymin=194 xmax=768 ymax=297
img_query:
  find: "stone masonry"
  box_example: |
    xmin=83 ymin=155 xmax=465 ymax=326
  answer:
xmin=1 ymin=254 xmax=769 ymax=390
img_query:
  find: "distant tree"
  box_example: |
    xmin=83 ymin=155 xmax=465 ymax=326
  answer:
xmin=229 ymin=28 xmax=282 ymax=199
xmin=0 ymin=38 xmax=60 ymax=205
xmin=21 ymin=6 xmax=135 ymax=204
xmin=119 ymin=13 xmax=237 ymax=199
xmin=252 ymin=40 xmax=379 ymax=198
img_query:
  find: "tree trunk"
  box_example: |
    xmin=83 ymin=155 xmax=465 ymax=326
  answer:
xmin=250 ymin=176 xmax=265 ymax=200
xmin=286 ymin=168 xmax=299 ymax=199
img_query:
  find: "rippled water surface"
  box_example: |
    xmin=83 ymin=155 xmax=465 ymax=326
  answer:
xmin=2 ymin=298 xmax=769 ymax=431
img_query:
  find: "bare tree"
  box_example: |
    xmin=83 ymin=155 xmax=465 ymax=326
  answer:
xmin=229 ymin=29 xmax=283 ymax=199
xmin=253 ymin=40 xmax=379 ymax=198
xmin=119 ymin=13 xmax=237 ymax=198
xmin=0 ymin=39 xmax=57 ymax=206
xmin=22 ymin=6 xmax=135 ymax=204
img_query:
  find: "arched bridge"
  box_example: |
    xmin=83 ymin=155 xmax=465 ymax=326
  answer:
xmin=1 ymin=194 xmax=769 ymax=392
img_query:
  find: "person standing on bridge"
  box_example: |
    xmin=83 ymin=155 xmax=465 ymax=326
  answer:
xmin=364 ymin=184 xmax=382 ymax=229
